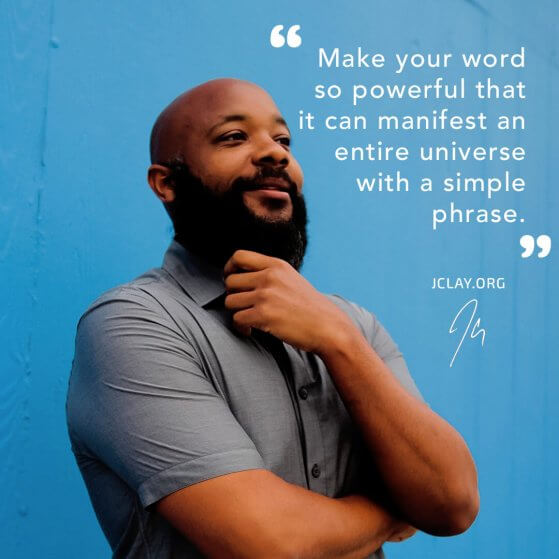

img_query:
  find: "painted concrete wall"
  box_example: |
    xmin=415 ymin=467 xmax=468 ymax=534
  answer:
xmin=2 ymin=1 xmax=557 ymax=557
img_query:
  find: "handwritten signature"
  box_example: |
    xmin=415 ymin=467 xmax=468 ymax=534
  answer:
xmin=449 ymin=298 xmax=486 ymax=367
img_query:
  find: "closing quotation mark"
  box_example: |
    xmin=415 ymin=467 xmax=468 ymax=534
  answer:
xmin=270 ymin=25 xmax=302 ymax=48
xmin=520 ymin=234 xmax=552 ymax=258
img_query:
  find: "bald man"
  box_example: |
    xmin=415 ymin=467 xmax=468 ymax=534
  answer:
xmin=67 ymin=79 xmax=479 ymax=559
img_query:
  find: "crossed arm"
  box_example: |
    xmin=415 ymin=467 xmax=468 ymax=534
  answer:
xmin=158 ymin=470 xmax=414 ymax=559
xmin=156 ymin=250 xmax=479 ymax=557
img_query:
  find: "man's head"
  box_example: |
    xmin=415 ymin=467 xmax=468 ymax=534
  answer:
xmin=147 ymin=78 xmax=307 ymax=270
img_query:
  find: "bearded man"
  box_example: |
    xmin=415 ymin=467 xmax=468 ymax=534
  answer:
xmin=66 ymin=78 xmax=479 ymax=559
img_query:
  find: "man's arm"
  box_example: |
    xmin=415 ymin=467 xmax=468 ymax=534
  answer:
xmin=157 ymin=468 xmax=414 ymax=559
xmin=223 ymin=250 xmax=480 ymax=536
xmin=68 ymin=288 xmax=415 ymax=557
xmin=317 ymin=325 xmax=479 ymax=535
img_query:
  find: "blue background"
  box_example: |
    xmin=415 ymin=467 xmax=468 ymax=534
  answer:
xmin=2 ymin=1 xmax=557 ymax=557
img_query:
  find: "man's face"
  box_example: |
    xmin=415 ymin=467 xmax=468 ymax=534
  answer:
xmin=178 ymin=82 xmax=304 ymax=222
xmin=163 ymin=82 xmax=308 ymax=269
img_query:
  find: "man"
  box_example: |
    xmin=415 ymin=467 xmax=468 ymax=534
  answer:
xmin=66 ymin=78 xmax=479 ymax=558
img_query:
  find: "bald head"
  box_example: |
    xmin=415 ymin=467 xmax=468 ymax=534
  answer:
xmin=146 ymin=78 xmax=306 ymax=267
xmin=149 ymin=78 xmax=279 ymax=164
xmin=147 ymin=76 xmax=303 ymax=225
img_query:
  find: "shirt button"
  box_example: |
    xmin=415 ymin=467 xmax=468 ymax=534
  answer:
xmin=311 ymin=463 xmax=321 ymax=478
xmin=298 ymin=387 xmax=309 ymax=400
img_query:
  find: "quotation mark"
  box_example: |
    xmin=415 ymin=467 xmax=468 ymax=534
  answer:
xmin=270 ymin=25 xmax=302 ymax=48
xmin=520 ymin=234 xmax=552 ymax=258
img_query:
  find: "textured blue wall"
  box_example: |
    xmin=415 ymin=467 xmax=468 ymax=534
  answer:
xmin=1 ymin=1 xmax=557 ymax=557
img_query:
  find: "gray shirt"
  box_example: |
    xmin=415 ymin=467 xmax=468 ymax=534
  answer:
xmin=66 ymin=240 xmax=424 ymax=558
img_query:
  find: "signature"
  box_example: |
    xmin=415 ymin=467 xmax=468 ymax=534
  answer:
xmin=449 ymin=298 xmax=486 ymax=367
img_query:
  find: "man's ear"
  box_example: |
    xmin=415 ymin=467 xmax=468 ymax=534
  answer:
xmin=147 ymin=164 xmax=176 ymax=203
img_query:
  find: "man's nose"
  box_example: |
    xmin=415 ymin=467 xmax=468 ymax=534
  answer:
xmin=252 ymin=136 xmax=289 ymax=168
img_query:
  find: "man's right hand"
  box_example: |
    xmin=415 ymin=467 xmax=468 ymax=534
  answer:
xmin=386 ymin=523 xmax=418 ymax=542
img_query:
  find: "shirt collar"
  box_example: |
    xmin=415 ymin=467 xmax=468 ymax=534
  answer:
xmin=161 ymin=240 xmax=226 ymax=307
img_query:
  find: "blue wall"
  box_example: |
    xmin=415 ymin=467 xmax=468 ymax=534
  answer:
xmin=1 ymin=1 xmax=557 ymax=557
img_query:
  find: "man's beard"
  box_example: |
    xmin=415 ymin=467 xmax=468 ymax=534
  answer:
xmin=165 ymin=160 xmax=308 ymax=271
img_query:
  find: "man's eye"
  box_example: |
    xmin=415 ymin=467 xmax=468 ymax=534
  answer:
xmin=277 ymin=136 xmax=291 ymax=147
xmin=220 ymin=132 xmax=246 ymax=142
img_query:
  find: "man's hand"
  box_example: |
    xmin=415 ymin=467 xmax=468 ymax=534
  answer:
xmin=386 ymin=524 xmax=417 ymax=543
xmin=223 ymin=250 xmax=357 ymax=353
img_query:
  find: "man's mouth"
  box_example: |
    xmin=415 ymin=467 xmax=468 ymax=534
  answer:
xmin=242 ymin=179 xmax=292 ymax=202
xmin=243 ymin=179 xmax=291 ymax=193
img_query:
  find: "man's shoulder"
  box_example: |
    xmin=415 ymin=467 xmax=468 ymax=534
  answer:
xmin=325 ymin=293 xmax=425 ymax=403
xmin=323 ymin=293 xmax=404 ymax=364
xmin=324 ymin=293 xmax=378 ymax=338
xmin=77 ymin=266 xmax=186 ymax=328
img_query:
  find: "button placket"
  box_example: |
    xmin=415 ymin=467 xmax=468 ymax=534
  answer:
xmin=283 ymin=344 xmax=329 ymax=494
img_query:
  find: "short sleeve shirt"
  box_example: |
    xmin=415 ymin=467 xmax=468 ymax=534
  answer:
xmin=66 ymin=241 xmax=424 ymax=558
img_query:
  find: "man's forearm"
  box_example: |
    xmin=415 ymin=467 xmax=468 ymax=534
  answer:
xmin=158 ymin=469 xmax=411 ymax=559
xmin=325 ymin=494 xmax=414 ymax=559
xmin=272 ymin=490 xmax=410 ymax=559
xmin=318 ymin=329 xmax=479 ymax=536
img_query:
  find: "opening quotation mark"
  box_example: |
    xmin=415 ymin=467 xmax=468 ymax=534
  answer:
xmin=270 ymin=25 xmax=302 ymax=48
xmin=520 ymin=234 xmax=552 ymax=258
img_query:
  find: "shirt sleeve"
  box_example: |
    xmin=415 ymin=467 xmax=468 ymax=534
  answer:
xmin=67 ymin=287 xmax=266 ymax=508
xmin=327 ymin=294 xmax=425 ymax=403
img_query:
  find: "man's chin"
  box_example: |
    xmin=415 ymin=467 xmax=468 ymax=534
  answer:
xmin=242 ymin=198 xmax=293 ymax=223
